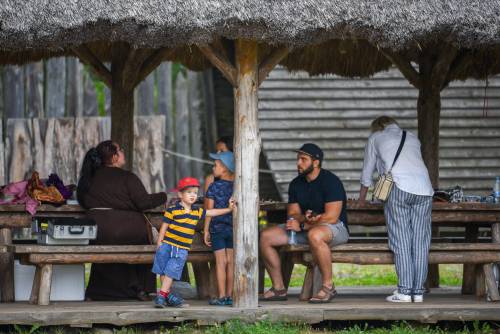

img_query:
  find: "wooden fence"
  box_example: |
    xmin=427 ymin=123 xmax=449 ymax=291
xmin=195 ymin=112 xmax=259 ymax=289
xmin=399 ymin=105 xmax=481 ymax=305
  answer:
xmin=1 ymin=58 xmax=216 ymax=192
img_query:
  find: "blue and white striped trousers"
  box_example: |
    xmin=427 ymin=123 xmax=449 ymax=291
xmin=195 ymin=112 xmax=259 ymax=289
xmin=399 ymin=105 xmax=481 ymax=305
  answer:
xmin=384 ymin=186 xmax=433 ymax=295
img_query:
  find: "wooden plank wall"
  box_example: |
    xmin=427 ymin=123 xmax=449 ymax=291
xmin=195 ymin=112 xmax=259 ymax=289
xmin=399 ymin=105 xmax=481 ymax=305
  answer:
xmin=259 ymin=67 xmax=500 ymax=199
xmin=0 ymin=59 xmax=210 ymax=193
xmin=4 ymin=116 xmax=164 ymax=192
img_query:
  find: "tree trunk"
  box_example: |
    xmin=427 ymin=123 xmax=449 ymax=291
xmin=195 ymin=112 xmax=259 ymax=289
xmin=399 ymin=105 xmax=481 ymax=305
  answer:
xmin=417 ymin=56 xmax=441 ymax=288
xmin=233 ymin=39 xmax=260 ymax=308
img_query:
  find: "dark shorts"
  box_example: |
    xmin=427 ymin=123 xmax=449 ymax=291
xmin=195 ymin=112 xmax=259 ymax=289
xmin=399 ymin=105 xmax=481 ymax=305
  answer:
xmin=152 ymin=243 xmax=188 ymax=280
xmin=211 ymin=229 xmax=233 ymax=251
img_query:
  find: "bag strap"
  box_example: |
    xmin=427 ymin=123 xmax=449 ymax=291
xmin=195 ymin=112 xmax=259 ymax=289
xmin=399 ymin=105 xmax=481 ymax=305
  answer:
xmin=388 ymin=130 xmax=406 ymax=173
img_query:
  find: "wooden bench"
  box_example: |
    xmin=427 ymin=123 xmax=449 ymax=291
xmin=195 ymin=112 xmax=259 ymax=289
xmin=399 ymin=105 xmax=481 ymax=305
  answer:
xmin=13 ymin=239 xmax=215 ymax=305
xmin=282 ymin=242 xmax=500 ymax=302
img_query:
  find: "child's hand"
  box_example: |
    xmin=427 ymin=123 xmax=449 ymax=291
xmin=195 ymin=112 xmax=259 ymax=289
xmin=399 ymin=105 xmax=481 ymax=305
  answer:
xmin=204 ymin=232 xmax=211 ymax=247
xmin=228 ymin=198 xmax=237 ymax=209
xmin=156 ymin=243 xmax=162 ymax=250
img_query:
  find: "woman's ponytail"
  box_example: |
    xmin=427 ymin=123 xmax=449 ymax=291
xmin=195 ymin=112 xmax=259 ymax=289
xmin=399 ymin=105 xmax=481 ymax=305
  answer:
xmin=77 ymin=147 xmax=102 ymax=208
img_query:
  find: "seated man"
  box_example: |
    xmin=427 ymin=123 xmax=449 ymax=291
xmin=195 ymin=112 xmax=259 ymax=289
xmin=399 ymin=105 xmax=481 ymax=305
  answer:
xmin=260 ymin=143 xmax=349 ymax=303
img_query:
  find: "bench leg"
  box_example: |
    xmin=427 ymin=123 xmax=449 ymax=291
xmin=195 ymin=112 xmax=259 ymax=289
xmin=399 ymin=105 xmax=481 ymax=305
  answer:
xmin=299 ymin=264 xmax=314 ymax=301
xmin=208 ymin=260 xmax=218 ymax=299
xmin=475 ymin=265 xmax=486 ymax=299
xmin=29 ymin=265 xmax=42 ymax=304
xmin=462 ymin=225 xmax=479 ymax=294
xmin=483 ymin=263 xmax=500 ymax=302
xmin=281 ymin=252 xmax=294 ymax=290
xmin=38 ymin=264 xmax=53 ymax=306
xmin=192 ymin=262 xmax=211 ymax=299
xmin=0 ymin=228 xmax=15 ymax=302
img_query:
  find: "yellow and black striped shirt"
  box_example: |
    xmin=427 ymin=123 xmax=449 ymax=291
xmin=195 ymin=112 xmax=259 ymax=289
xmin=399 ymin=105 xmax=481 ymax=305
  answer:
xmin=162 ymin=203 xmax=205 ymax=250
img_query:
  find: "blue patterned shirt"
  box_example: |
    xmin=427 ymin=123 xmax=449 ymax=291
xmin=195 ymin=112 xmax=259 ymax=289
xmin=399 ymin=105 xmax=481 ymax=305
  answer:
xmin=206 ymin=179 xmax=233 ymax=233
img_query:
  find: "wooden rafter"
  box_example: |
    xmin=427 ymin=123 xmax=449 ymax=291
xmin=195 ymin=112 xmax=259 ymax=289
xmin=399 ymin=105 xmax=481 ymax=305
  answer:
xmin=123 ymin=49 xmax=154 ymax=91
xmin=198 ymin=44 xmax=237 ymax=87
xmin=430 ymin=45 xmax=458 ymax=91
xmin=72 ymin=45 xmax=112 ymax=87
xmin=441 ymin=51 xmax=471 ymax=90
xmin=258 ymin=46 xmax=290 ymax=86
xmin=379 ymin=48 xmax=421 ymax=89
xmin=133 ymin=47 xmax=174 ymax=88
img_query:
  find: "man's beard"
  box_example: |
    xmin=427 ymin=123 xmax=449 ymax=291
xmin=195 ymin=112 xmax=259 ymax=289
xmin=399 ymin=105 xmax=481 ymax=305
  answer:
xmin=298 ymin=164 xmax=314 ymax=176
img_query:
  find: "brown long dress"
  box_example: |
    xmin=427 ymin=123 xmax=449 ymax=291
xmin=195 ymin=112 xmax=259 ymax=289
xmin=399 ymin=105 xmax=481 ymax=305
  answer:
xmin=84 ymin=166 xmax=167 ymax=300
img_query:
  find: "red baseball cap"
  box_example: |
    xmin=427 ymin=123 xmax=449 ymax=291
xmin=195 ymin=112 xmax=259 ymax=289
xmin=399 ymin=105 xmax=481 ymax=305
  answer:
xmin=173 ymin=177 xmax=200 ymax=192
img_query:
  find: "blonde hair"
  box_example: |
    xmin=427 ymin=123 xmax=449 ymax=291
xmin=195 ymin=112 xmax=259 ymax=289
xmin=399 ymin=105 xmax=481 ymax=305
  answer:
xmin=370 ymin=116 xmax=398 ymax=133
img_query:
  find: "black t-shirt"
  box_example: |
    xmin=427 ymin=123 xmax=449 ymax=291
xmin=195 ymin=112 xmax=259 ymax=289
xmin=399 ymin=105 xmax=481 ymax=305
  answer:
xmin=288 ymin=169 xmax=348 ymax=229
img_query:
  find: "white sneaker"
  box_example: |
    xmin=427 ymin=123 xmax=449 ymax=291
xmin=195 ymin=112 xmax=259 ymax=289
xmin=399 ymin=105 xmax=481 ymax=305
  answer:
xmin=413 ymin=295 xmax=423 ymax=303
xmin=386 ymin=292 xmax=412 ymax=303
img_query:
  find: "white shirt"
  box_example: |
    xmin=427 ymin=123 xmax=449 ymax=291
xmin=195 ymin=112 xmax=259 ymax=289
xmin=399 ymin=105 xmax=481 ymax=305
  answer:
xmin=361 ymin=124 xmax=434 ymax=196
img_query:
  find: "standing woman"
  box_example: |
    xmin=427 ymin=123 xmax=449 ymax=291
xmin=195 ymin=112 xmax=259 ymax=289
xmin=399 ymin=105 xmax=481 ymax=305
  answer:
xmin=359 ymin=116 xmax=434 ymax=303
xmin=77 ymin=140 xmax=167 ymax=301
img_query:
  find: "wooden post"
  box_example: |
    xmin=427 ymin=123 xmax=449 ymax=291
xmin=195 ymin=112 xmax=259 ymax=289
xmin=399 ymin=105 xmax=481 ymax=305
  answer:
xmin=0 ymin=229 xmax=14 ymax=302
xmin=111 ymin=43 xmax=135 ymax=170
xmin=233 ymin=39 xmax=260 ymax=308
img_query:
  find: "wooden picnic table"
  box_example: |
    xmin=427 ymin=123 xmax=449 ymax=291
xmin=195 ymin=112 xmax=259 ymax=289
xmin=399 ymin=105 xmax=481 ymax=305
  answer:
xmin=1 ymin=202 xmax=499 ymax=303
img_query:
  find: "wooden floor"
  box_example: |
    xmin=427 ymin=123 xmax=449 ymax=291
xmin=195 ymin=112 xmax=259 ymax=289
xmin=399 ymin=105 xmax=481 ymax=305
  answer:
xmin=1 ymin=287 xmax=499 ymax=326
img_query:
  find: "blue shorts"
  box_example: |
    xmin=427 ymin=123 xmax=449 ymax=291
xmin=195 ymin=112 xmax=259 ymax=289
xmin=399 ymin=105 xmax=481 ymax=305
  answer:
xmin=152 ymin=243 xmax=188 ymax=280
xmin=210 ymin=229 xmax=233 ymax=251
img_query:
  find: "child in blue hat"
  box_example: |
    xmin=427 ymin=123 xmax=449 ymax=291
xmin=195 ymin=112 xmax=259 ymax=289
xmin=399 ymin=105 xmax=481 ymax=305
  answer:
xmin=203 ymin=151 xmax=235 ymax=306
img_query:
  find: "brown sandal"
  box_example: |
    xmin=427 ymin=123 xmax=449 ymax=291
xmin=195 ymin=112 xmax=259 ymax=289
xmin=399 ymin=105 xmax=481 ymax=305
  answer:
xmin=308 ymin=285 xmax=337 ymax=304
xmin=259 ymin=287 xmax=288 ymax=301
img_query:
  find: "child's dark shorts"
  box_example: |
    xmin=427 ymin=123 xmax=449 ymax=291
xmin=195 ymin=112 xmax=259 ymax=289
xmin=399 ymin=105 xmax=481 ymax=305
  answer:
xmin=152 ymin=243 xmax=188 ymax=280
xmin=210 ymin=229 xmax=233 ymax=251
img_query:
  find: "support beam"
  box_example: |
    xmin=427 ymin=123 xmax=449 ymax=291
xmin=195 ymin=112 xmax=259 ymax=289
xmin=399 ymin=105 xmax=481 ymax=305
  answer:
xmin=258 ymin=46 xmax=290 ymax=86
xmin=111 ymin=43 xmax=135 ymax=170
xmin=72 ymin=45 xmax=112 ymax=87
xmin=133 ymin=48 xmax=174 ymax=88
xmin=198 ymin=44 xmax=237 ymax=87
xmin=233 ymin=39 xmax=260 ymax=308
xmin=379 ymin=49 xmax=421 ymax=89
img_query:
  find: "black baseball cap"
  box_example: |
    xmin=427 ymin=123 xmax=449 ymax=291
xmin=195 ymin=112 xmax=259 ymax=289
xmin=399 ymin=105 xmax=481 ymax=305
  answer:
xmin=294 ymin=143 xmax=323 ymax=162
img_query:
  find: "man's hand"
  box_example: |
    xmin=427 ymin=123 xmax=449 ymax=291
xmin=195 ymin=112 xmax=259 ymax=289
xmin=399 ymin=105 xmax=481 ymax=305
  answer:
xmin=286 ymin=218 xmax=301 ymax=232
xmin=228 ymin=198 xmax=237 ymax=209
xmin=305 ymin=210 xmax=322 ymax=224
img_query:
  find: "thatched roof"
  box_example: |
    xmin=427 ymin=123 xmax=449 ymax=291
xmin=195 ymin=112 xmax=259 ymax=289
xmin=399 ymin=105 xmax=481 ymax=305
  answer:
xmin=1 ymin=1 xmax=500 ymax=77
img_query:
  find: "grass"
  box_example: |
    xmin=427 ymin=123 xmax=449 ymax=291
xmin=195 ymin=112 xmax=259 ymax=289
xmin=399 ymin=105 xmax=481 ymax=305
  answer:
xmin=266 ymin=264 xmax=464 ymax=288
xmin=85 ymin=263 xmax=463 ymax=290
xmin=2 ymin=321 xmax=496 ymax=334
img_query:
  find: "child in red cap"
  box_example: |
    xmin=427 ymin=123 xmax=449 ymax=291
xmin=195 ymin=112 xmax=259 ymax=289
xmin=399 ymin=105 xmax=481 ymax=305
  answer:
xmin=153 ymin=177 xmax=235 ymax=308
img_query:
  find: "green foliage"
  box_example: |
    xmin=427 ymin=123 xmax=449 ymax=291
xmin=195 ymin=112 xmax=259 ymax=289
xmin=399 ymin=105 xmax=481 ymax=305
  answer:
xmin=12 ymin=324 xmax=41 ymax=334
xmin=93 ymin=79 xmax=107 ymax=117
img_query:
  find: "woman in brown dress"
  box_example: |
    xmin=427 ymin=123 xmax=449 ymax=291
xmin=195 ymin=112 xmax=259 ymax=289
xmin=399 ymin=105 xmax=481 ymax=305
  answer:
xmin=77 ymin=140 xmax=167 ymax=301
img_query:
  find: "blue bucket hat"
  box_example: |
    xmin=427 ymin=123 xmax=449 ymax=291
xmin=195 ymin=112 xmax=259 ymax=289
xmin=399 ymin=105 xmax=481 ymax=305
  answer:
xmin=209 ymin=151 xmax=235 ymax=173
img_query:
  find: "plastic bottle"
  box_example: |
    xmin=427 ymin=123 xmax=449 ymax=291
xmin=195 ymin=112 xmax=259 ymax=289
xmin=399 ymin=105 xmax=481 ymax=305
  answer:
xmin=494 ymin=176 xmax=500 ymax=203
xmin=287 ymin=217 xmax=297 ymax=245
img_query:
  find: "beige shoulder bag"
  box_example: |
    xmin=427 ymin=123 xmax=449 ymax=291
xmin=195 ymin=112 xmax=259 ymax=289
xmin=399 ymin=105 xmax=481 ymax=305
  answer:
xmin=373 ymin=131 xmax=406 ymax=201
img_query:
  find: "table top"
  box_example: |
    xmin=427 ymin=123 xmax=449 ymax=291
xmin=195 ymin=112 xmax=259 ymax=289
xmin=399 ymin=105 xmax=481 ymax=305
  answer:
xmin=0 ymin=201 xmax=499 ymax=229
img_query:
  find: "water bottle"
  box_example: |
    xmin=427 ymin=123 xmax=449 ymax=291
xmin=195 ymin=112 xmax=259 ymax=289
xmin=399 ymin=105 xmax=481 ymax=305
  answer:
xmin=287 ymin=217 xmax=297 ymax=245
xmin=494 ymin=176 xmax=500 ymax=204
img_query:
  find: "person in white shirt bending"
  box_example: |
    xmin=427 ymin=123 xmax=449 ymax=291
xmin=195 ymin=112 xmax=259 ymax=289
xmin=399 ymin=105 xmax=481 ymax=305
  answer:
xmin=359 ymin=116 xmax=434 ymax=303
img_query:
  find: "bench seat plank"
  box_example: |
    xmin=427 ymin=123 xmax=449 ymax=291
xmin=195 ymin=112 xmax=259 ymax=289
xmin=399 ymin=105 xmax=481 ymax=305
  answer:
xmin=285 ymin=243 xmax=500 ymax=252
